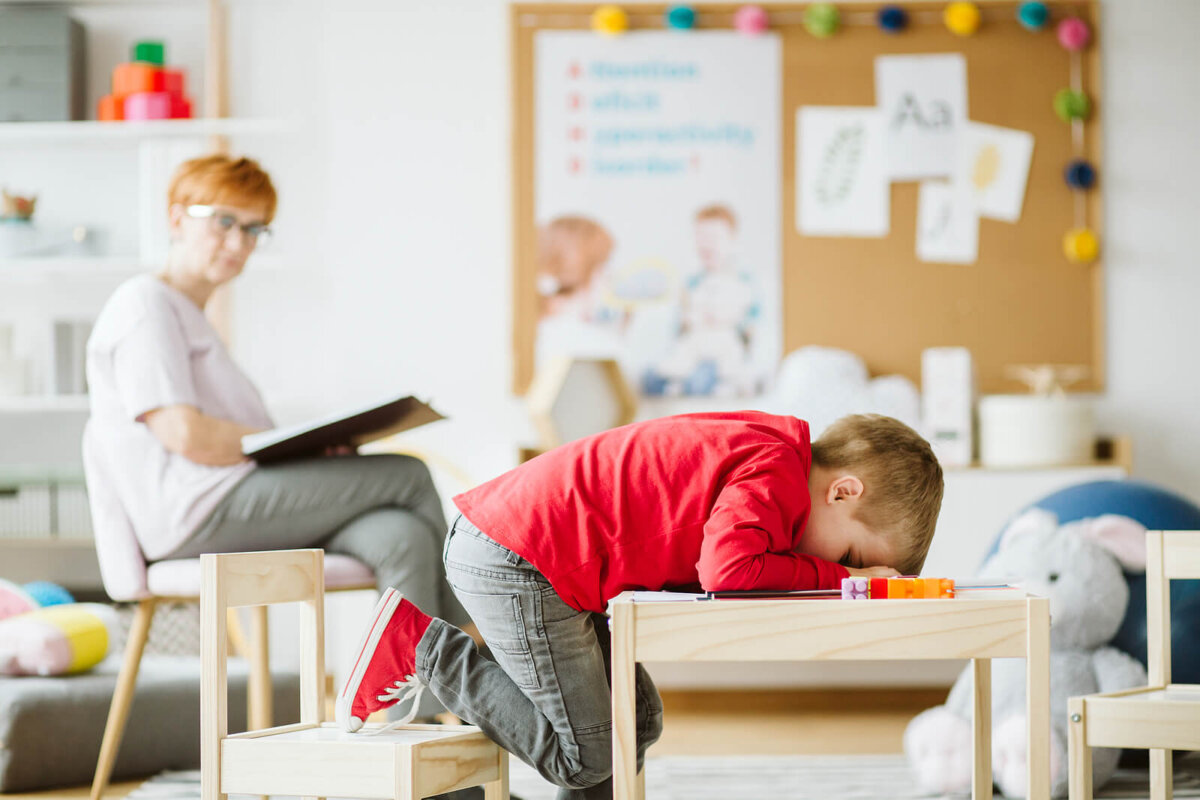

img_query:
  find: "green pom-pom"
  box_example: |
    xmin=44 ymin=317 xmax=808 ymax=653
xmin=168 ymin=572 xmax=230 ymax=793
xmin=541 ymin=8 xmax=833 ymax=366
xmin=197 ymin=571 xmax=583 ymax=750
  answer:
xmin=1053 ymin=88 xmax=1091 ymax=122
xmin=804 ymin=3 xmax=840 ymax=38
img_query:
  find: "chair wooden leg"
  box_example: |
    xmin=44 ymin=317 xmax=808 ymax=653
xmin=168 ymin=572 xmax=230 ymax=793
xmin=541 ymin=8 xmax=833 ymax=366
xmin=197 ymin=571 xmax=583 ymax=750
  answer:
xmin=1150 ymin=748 xmax=1173 ymax=800
xmin=248 ymin=604 xmax=272 ymax=730
xmin=1068 ymin=697 xmax=1092 ymax=800
xmin=90 ymin=599 xmax=156 ymax=800
xmin=483 ymin=750 xmax=509 ymax=800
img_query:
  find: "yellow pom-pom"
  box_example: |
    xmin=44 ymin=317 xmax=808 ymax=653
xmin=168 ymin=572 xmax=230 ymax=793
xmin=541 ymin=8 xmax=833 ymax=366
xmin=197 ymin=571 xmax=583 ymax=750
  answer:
xmin=944 ymin=2 xmax=981 ymax=36
xmin=1063 ymin=228 xmax=1099 ymax=263
xmin=592 ymin=5 xmax=629 ymax=35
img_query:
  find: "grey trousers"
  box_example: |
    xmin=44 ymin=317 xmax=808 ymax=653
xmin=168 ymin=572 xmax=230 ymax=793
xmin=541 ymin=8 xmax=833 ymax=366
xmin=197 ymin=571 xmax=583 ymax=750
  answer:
xmin=165 ymin=453 xmax=471 ymax=721
xmin=418 ymin=515 xmax=664 ymax=800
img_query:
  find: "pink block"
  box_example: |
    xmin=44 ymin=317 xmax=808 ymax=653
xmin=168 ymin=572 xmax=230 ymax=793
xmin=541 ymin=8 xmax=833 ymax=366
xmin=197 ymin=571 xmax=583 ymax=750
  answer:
xmin=124 ymin=91 xmax=172 ymax=121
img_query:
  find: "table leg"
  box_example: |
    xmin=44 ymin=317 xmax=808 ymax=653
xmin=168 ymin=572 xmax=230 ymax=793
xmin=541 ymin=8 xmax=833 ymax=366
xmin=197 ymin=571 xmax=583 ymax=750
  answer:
xmin=1027 ymin=597 xmax=1051 ymax=800
xmin=611 ymin=603 xmax=641 ymax=800
xmin=973 ymin=658 xmax=993 ymax=800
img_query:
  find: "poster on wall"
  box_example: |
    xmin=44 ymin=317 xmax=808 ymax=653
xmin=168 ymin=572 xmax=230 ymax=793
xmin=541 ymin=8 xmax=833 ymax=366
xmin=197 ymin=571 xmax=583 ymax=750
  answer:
xmin=915 ymin=181 xmax=979 ymax=264
xmin=955 ymin=121 xmax=1035 ymax=222
xmin=533 ymin=31 xmax=781 ymax=398
xmin=875 ymin=53 xmax=968 ymax=181
xmin=796 ymin=106 xmax=890 ymax=238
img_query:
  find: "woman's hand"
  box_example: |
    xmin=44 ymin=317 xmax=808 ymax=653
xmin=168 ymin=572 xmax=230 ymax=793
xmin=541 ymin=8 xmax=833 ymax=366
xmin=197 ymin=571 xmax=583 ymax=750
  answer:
xmin=143 ymin=405 xmax=263 ymax=466
xmin=845 ymin=565 xmax=901 ymax=579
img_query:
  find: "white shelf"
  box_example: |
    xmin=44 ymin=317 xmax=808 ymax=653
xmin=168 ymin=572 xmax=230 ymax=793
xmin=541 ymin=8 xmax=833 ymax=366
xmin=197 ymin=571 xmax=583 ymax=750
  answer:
xmin=0 ymin=117 xmax=293 ymax=145
xmin=0 ymin=253 xmax=287 ymax=279
xmin=0 ymin=395 xmax=90 ymax=412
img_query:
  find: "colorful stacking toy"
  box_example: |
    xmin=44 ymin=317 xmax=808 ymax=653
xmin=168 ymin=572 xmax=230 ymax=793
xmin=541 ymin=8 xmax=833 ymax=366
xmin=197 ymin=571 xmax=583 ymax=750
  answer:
xmin=97 ymin=39 xmax=193 ymax=121
xmin=841 ymin=576 xmax=957 ymax=599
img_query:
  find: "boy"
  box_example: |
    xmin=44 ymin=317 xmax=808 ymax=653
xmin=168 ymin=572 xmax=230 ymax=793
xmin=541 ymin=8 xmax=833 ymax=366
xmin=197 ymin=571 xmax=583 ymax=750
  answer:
xmin=337 ymin=412 xmax=943 ymax=799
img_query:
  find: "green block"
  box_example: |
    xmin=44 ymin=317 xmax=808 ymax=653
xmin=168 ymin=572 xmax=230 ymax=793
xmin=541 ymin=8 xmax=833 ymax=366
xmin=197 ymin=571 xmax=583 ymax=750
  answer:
xmin=132 ymin=40 xmax=165 ymax=65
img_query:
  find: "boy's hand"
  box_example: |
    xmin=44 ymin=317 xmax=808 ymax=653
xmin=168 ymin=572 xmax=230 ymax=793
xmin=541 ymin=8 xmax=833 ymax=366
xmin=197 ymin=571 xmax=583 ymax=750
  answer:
xmin=845 ymin=565 xmax=900 ymax=578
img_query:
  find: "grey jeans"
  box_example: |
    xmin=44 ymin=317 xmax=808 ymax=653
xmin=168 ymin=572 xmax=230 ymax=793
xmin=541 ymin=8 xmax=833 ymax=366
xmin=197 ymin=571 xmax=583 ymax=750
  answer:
xmin=166 ymin=453 xmax=471 ymax=721
xmin=418 ymin=514 xmax=664 ymax=800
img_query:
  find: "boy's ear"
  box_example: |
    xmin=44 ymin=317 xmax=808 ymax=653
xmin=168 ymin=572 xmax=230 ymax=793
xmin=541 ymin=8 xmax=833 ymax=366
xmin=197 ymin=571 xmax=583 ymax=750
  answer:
xmin=828 ymin=475 xmax=864 ymax=503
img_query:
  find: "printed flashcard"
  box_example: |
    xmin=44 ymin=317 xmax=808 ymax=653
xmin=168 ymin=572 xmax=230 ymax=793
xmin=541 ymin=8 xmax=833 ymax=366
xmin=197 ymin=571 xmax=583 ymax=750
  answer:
xmin=875 ymin=54 xmax=969 ymax=181
xmin=956 ymin=121 xmax=1035 ymax=222
xmin=796 ymin=106 xmax=890 ymax=238
xmin=916 ymin=181 xmax=979 ymax=264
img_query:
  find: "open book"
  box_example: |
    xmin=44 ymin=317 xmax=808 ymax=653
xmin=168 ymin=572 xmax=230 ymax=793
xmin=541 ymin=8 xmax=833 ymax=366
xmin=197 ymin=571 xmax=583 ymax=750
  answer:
xmin=241 ymin=394 xmax=444 ymax=464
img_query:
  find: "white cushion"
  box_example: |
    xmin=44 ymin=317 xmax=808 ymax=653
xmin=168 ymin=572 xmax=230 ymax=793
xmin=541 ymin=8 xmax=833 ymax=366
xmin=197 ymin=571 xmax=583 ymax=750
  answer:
xmin=146 ymin=553 xmax=375 ymax=598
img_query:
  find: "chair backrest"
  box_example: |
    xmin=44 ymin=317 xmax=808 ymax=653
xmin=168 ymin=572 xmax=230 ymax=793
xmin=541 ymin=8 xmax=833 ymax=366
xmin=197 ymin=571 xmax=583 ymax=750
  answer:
xmin=200 ymin=549 xmax=326 ymax=764
xmin=82 ymin=424 xmax=150 ymax=602
xmin=1145 ymin=531 xmax=1200 ymax=685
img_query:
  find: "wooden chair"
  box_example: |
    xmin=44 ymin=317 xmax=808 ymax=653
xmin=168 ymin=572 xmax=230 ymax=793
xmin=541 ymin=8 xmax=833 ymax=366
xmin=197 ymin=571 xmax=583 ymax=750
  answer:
xmin=1068 ymin=531 xmax=1200 ymax=799
xmin=83 ymin=439 xmax=378 ymax=800
xmin=201 ymin=549 xmax=509 ymax=800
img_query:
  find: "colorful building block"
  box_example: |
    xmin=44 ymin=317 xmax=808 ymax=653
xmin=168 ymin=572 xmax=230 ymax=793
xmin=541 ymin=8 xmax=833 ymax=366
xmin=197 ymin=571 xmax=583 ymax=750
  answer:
xmin=840 ymin=577 xmax=957 ymax=600
xmin=170 ymin=95 xmax=192 ymax=119
xmin=113 ymin=62 xmax=164 ymax=96
xmin=162 ymin=68 xmax=185 ymax=95
xmin=124 ymin=91 xmax=172 ymax=121
xmin=132 ymin=40 xmax=165 ymax=66
xmin=97 ymin=94 xmax=123 ymax=122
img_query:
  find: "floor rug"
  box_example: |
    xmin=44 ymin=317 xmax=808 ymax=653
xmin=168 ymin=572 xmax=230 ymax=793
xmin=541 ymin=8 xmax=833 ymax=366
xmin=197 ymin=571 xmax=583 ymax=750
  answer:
xmin=129 ymin=754 xmax=1200 ymax=800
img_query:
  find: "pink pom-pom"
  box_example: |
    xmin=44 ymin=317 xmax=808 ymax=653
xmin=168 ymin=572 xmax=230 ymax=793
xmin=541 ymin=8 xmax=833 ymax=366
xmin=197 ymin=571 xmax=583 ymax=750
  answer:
xmin=733 ymin=4 xmax=769 ymax=34
xmin=1057 ymin=16 xmax=1091 ymax=51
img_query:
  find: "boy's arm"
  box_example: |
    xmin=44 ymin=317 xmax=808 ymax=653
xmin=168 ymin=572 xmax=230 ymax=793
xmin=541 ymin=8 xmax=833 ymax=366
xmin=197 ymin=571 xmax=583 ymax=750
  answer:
xmin=696 ymin=450 xmax=849 ymax=592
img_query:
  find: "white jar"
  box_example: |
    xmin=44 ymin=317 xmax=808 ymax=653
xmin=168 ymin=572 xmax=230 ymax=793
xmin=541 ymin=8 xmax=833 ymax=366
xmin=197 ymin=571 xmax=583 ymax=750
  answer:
xmin=978 ymin=394 xmax=1095 ymax=467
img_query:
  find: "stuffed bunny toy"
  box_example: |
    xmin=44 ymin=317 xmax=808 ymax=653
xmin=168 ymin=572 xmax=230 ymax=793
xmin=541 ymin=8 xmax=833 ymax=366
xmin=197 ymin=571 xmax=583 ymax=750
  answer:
xmin=904 ymin=509 xmax=1150 ymax=798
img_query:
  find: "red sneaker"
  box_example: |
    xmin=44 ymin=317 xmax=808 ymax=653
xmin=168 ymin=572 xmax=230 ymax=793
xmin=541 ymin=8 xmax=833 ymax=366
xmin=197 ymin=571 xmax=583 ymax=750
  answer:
xmin=336 ymin=587 xmax=434 ymax=733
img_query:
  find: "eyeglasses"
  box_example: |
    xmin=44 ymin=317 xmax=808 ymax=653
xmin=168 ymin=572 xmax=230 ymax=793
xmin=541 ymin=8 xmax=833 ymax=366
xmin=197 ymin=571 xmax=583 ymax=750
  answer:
xmin=185 ymin=205 xmax=273 ymax=247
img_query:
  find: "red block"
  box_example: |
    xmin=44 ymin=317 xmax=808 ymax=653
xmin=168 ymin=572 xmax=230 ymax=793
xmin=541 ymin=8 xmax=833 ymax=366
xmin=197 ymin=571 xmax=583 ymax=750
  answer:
xmin=97 ymin=94 xmax=124 ymax=121
xmin=869 ymin=578 xmax=889 ymax=599
xmin=162 ymin=68 xmax=185 ymax=95
xmin=124 ymin=91 xmax=172 ymax=121
xmin=113 ymin=63 xmax=164 ymax=96
xmin=170 ymin=95 xmax=193 ymax=119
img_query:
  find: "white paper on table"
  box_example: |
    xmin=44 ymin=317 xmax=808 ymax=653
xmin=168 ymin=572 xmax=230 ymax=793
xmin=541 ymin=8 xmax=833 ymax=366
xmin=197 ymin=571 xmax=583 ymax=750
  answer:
xmin=796 ymin=106 xmax=890 ymax=238
xmin=875 ymin=54 xmax=968 ymax=181
xmin=916 ymin=181 xmax=979 ymax=265
xmin=956 ymin=121 xmax=1035 ymax=222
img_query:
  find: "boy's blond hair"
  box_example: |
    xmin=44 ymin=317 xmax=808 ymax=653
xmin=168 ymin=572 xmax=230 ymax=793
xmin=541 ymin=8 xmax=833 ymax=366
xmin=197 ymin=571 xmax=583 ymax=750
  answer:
xmin=168 ymin=155 xmax=277 ymax=222
xmin=811 ymin=414 xmax=944 ymax=576
xmin=695 ymin=203 xmax=737 ymax=231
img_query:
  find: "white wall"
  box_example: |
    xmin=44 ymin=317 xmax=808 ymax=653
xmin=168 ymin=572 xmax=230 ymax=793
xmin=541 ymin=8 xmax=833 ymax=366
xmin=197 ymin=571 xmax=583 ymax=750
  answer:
xmin=225 ymin=0 xmax=1200 ymax=500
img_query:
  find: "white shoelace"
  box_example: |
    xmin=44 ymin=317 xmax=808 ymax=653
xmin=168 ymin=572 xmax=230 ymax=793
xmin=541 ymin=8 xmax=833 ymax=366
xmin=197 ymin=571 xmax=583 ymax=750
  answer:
xmin=360 ymin=675 xmax=427 ymax=736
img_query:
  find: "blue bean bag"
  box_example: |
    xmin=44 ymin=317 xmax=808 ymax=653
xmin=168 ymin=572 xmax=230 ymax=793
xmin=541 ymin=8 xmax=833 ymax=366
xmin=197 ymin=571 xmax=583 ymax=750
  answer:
xmin=983 ymin=480 xmax=1200 ymax=685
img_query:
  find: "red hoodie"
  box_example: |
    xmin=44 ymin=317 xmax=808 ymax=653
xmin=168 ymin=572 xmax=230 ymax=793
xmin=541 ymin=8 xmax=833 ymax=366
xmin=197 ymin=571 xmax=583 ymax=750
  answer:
xmin=453 ymin=411 xmax=850 ymax=613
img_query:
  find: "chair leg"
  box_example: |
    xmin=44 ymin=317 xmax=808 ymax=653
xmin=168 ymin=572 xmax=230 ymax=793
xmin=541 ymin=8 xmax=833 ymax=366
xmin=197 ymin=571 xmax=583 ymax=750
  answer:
xmin=1067 ymin=697 xmax=1092 ymax=800
xmin=1150 ymin=748 xmax=1173 ymax=800
xmin=483 ymin=750 xmax=509 ymax=800
xmin=91 ymin=599 xmax=156 ymax=800
xmin=248 ymin=604 xmax=272 ymax=730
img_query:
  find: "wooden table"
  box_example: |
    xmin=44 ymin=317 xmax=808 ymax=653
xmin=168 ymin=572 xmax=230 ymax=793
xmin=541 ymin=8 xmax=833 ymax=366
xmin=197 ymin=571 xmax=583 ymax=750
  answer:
xmin=609 ymin=590 xmax=1050 ymax=800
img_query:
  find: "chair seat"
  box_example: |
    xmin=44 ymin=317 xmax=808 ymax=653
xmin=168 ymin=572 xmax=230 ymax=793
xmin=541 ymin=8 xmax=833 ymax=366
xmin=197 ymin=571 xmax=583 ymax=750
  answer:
xmin=147 ymin=553 xmax=375 ymax=598
xmin=220 ymin=722 xmax=505 ymax=799
xmin=1082 ymin=684 xmax=1200 ymax=750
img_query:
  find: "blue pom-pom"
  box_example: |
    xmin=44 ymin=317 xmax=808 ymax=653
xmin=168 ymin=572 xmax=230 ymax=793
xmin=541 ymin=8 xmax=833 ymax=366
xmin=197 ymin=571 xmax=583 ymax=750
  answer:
xmin=666 ymin=5 xmax=696 ymax=29
xmin=877 ymin=5 xmax=908 ymax=32
xmin=1064 ymin=159 xmax=1097 ymax=190
xmin=23 ymin=581 xmax=74 ymax=608
xmin=1017 ymin=1 xmax=1049 ymax=31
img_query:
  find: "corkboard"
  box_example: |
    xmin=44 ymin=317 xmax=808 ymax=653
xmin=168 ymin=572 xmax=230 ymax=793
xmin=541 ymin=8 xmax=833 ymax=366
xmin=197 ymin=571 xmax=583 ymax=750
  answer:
xmin=511 ymin=1 xmax=1103 ymax=395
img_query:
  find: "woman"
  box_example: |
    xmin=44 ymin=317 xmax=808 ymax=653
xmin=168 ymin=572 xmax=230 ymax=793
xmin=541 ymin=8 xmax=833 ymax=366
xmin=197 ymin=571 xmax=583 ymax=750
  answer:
xmin=84 ymin=155 xmax=471 ymax=714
